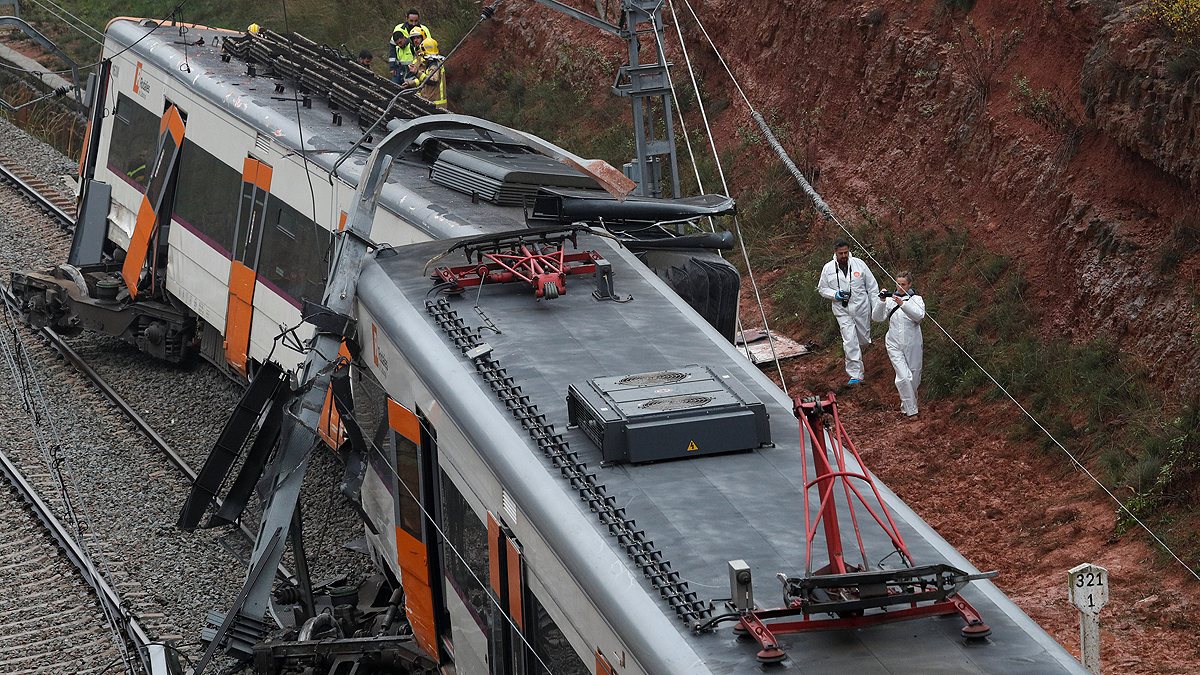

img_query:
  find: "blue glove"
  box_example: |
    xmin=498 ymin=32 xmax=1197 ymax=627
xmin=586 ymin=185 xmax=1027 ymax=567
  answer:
xmin=836 ymin=290 xmax=850 ymax=301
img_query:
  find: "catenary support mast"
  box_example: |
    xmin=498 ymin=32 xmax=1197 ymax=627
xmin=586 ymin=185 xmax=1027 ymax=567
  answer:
xmin=523 ymin=0 xmax=680 ymax=198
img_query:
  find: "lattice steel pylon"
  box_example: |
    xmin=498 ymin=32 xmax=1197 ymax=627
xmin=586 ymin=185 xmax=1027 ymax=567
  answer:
xmin=613 ymin=0 xmax=680 ymax=198
xmin=524 ymin=0 xmax=681 ymax=198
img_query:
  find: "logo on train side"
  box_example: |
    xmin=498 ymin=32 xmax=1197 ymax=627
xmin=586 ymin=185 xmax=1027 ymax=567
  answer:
xmin=372 ymin=323 xmax=389 ymax=374
xmin=687 ymin=440 xmax=699 ymax=452
xmin=133 ymin=61 xmax=149 ymax=98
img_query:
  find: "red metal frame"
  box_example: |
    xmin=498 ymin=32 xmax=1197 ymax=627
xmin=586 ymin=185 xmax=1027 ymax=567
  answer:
xmin=729 ymin=393 xmax=991 ymax=662
xmin=737 ymin=596 xmax=987 ymax=660
xmin=433 ymin=246 xmax=603 ymax=299
xmin=795 ymin=393 xmax=912 ymax=576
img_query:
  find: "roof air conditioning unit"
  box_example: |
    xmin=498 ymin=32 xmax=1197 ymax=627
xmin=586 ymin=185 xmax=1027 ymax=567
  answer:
xmin=567 ymin=365 xmax=770 ymax=464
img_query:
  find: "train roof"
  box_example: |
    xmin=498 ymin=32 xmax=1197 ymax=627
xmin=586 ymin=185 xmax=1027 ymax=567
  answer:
xmin=105 ymin=19 xmax=665 ymax=241
xmin=358 ymin=235 xmax=1088 ymax=675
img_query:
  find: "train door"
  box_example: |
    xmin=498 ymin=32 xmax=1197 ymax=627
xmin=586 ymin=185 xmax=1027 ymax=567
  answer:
xmin=121 ymin=102 xmax=185 ymax=299
xmin=487 ymin=513 xmax=526 ymax=675
xmin=385 ymin=400 xmax=444 ymax=661
xmin=224 ymin=157 xmax=272 ymax=375
xmin=487 ymin=513 xmax=592 ymax=675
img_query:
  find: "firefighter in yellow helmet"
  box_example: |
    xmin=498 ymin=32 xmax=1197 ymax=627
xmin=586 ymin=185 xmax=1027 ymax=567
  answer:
xmin=418 ymin=46 xmax=447 ymax=108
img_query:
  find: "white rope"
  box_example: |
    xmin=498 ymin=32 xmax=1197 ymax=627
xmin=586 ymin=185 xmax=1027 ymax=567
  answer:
xmin=674 ymin=0 xmax=1200 ymax=583
xmin=661 ymin=4 xmax=764 ymax=368
xmin=661 ymin=0 xmax=788 ymax=395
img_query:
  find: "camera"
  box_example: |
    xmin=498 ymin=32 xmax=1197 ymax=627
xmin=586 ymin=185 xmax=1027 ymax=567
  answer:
xmin=879 ymin=290 xmax=893 ymax=299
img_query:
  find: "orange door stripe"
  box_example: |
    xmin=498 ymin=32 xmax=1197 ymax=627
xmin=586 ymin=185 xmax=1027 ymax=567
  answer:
xmin=487 ymin=512 xmax=502 ymax=597
xmin=242 ymin=157 xmax=258 ymax=183
xmin=78 ymin=120 xmax=92 ymax=177
xmin=317 ymin=343 xmax=352 ymax=448
xmin=165 ymin=111 xmax=185 ymax=145
xmin=396 ymin=527 xmax=438 ymax=659
xmin=224 ymin=260 xmax=256 ymax=374
xmin=121 ymin=105 xmax=185 ymax=298
xmin=254 ymin=163 xmax=273 ymax=192
xmin=506 ymin=538 xmax=523 ymax=630
xmin=596 ymin=651 xmax=615 ymax=675
xmin=387 ymin=399 xmax=421 ymax=444
xmin=121 ymin=197 xmax=158 ymax=295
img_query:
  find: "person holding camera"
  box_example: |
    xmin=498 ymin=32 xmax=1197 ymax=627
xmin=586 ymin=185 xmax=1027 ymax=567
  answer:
xmin=817 ymin=238 xmax=879 ymax=384
xmin=872 ymin=272 xmax=925 ymax=417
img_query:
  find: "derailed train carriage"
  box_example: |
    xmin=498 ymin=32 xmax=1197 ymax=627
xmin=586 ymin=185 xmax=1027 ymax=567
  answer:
xmin=11 ymin=17 xmax=1091 ymax=675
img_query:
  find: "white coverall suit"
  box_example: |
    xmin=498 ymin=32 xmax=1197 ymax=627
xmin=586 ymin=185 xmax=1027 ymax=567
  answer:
xmin=872 ymin=290 xmax=925 ymax=415
xmin=817 ymin=255 xmax=878 ymax=381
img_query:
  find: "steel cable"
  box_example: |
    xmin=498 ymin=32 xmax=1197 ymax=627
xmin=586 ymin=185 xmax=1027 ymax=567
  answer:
xmin=24 ymin=0 xmax=106 ymax=45
xmin=655 ymin=0 xmax=788 ymax=395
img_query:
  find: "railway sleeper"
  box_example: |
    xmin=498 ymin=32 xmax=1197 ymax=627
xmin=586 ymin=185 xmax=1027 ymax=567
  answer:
xmin=9 ymin=268 xmax=195 ymax=363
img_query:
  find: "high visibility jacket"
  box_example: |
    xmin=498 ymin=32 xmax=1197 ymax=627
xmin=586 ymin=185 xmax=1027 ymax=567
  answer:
xmin=393 ymin=41 xmax=414 ymax=65
xmin=419 ymin=64 xmax=446 ymax=107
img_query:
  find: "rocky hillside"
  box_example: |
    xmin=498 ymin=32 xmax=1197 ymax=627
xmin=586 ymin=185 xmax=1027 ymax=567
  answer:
xmin=458 ymin=0 xmax=1199 ymax=395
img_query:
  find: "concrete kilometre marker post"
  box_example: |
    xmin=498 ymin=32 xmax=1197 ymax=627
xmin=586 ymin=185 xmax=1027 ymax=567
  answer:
xmin=1067 ymin=563 xmax=1109 ymax=674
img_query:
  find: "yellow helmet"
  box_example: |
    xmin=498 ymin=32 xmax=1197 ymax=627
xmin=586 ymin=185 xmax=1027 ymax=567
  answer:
xmin=422 ymin=37 xmax=439 ymax=56
xmin=408 ymin=27 xmax=425 ymax=40
xmin=248 ymin=23 xmax=261 ymax=34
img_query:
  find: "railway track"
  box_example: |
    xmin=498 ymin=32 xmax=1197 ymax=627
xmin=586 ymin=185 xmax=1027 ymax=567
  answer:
xmin=0 ymin=138 xmax=372 ymax=669
xmin=0 ymin=153 xmax=235 ymax=670
xmin=0 ymin=153 xmax=75 ymax=227
xmin=0 ymin=473 xmax=122 ymax=673
xmin=0 ymin=149 xmax=292 ymax=567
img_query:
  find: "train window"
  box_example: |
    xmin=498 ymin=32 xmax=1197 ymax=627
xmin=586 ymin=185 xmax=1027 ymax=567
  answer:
xmin=172 ymin=139 xmax=240 ymax=254
xmin=526 ymin=594 xmax=589 ymax=675
xmin=109 ymin=93 xmax=159 ymax=190
xmin=395 ymin=427 xmax=422 ymax=539
xmin=257 ymin=200 xmax=330 ymax=305
xmin=441 ymin=472 xmax=491 ymax=636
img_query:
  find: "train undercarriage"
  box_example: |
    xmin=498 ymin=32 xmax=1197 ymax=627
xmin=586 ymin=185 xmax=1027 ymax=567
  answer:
xmin=10 ymin=264 xmax=195 ymax=363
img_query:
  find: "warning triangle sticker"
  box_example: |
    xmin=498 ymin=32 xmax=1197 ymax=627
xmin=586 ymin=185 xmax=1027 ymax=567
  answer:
xmin=686 ymin=440 xmax=698 ymax=452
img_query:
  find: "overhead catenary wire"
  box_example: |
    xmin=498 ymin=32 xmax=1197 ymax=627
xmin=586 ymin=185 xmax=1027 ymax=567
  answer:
xmin=662 ymin=0 xmax=758 ymax=364
xmin=25 ymin=0 xmax=106 ymax=45
xmin=653 ymin=0 xmax=787 ymax=396
xmin=103 ymin=1 xmax=191 ymax=64
xmin=673 ymin=0 xmax=1200 ymax=583
xmin=279 ymin=0 xmax=321 ymax=229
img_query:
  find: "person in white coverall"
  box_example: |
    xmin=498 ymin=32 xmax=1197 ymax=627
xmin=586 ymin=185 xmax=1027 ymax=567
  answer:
xmin=873 ymin=272 xmax=925 ymax=417
xmin=817 ymin=238 xmax=878 ymax=384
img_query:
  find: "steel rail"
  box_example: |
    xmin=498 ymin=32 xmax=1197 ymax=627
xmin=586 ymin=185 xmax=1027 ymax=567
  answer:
xmin=0 ymin=155 xmax=75 ymax=228
xmin=0 ymin=166 xmax=295 ymax=583
xmin=0 ymin=287 xmax=295 ymax=586
xmin=0 ymin=441 xmax=155 ymax=670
